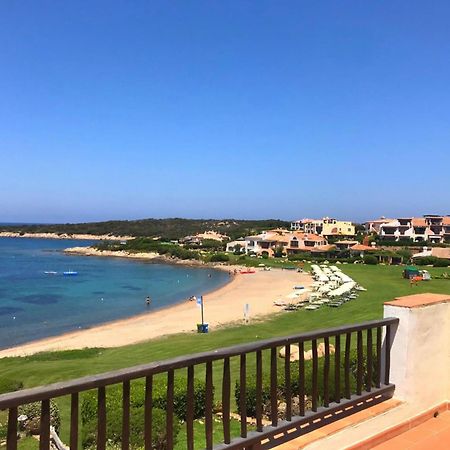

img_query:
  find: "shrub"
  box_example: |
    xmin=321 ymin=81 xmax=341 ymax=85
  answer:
xmin=81 ymin=377 xmax=208 ymax=426
xmin=152 ymin=378 xmax=208 ymax=421
xmin=363 ymin=255 xmax=378 ymax=265
xmin=414 ymin=256 xmax=437 ymax=266
xmin=273 ymin=246 xmax=285 ymax=258
xmin=19 ymin=400 xmax=61 ymax=434
xmin=210 ymin=253 xmax=230 ymax=262
xmin=0 ymin=378 xmax=23 ymax=395
xmin=434 ymin=259 xmax=449 ymax=267
xmin=234 ymin=347 xmax=378 ymax=418
xmin=0 ymin=423 xmax=6 ymax=440
xmin=82 ymin=406 xmax=179 ymax=450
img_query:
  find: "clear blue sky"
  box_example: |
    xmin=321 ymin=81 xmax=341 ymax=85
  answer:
xmin=1 ymin=1 xmax=449 ymax=223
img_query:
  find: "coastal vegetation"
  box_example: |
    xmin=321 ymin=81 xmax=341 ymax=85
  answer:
xmin=0 ymin=218 xmax=289 ymax=240
xmin=1 ymin=265 xmax=449 ymax=448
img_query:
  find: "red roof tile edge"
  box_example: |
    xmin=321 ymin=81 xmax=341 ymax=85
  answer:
xmin=384 ymin=293 xmax=450 ymax=308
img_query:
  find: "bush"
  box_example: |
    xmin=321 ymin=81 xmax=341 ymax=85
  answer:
xmin=0 ymin=378 xmax=23 ymax=395
xmin=235 ymin=357 xmax=351 ymax=417
xmin=210 ymin=253 xmax=230 ymax=262
xmin=235 ymin=347 xmax=377 ymax=418
xmin=82 ymin=406 xmax=179 ymax=449
xmin=363 ymin=255 xmax=378 ymax=265
xmin=0 ymin=423 xmax=6 ymax=440
xmin=19 ymin=400 xmax=61 ymax=434
xmin=273 ymin=246 xmax=285 ymax=258
xmin=434 ymin=259 xmax=449 ymax=267
xmin=81 ymin=377 xmax=208 ymax=426
xmin=414 ymin=256 xmax=437 ymax=266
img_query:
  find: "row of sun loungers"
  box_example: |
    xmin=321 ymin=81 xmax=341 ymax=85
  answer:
xmin=273 ymin=264 xmax=366 ymax=312
xmin=303 ymin=264 xmax=365 ymax=310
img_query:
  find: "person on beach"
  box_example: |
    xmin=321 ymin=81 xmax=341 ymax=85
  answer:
xmin=146 ymin=296 xmax=151 ymax=306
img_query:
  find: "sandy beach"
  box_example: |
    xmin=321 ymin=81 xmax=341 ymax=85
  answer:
xmin=0 ymin=268 xmax=311 ymax=358
xmin=64 ymin=246 xmax=161 ymax=260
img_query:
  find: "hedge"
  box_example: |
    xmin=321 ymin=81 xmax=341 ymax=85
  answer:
xmin=363 ymin=255 xmax=378 ymax=265
xmin=82 ymin=406 xmax=179 ymax=450
xmin=415 ymin=256 xmax=450 ymax=267
xmin=0 ymin=378 xmax=23 ymax=395
xmin=235 ymin=347 xmax=377 ymax=417
xmin=81 ymin=377 xmax=209 ymax=425
xmin=433 ymin=259 xmax=449 ymax=267
xmin=210 ymin=253 xmax=230 ymax=262
xmin=81 ymin=378 xmax=207 ymax=449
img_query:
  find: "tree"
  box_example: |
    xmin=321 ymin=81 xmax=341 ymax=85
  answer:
xmin=273 ymin=246 xmax=285 ymax=258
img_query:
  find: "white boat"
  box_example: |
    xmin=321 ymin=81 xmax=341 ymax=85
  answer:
xmin=44 ymin=271 xmax=58 ymax=275
xmin=63 ymin=271 xmax=78 ymax=276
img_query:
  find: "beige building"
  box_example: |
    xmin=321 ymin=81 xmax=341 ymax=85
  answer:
xmin=291 ymin=217 xmax=355 ymax=237
xmin=229 ymin=228 xmax=327 ymax=257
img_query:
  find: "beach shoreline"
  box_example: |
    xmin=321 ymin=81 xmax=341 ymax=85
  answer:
xmin=63 ymin=245 xmax=235 ymax=271
xmin=0 ymin=231 xmax=132 ymax=241
xmin=0 ymin=268 xmax=312 ymax=358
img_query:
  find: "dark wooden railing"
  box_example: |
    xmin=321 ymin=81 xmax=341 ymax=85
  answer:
xmin=0 ymin=317 xmax=398 ymax=450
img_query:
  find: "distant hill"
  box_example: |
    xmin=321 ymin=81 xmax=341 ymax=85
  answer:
xmin=0 ymin=218 xmax=290 ymax=240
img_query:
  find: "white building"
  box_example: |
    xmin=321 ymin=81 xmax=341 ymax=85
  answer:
xmin=378 ymin=215 xmax=450 ymax=243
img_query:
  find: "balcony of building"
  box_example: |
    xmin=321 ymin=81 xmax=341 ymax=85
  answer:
xmin=0 ymin=293 xmax=449 ymax=450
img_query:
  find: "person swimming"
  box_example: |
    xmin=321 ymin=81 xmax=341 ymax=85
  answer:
xmin=146 ymin=296 xmax=151 ymax=306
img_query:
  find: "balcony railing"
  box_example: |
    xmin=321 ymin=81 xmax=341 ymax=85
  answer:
xmin=0 ymin=318 xmax=398 ymax=450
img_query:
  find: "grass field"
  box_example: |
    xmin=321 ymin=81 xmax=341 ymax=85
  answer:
xmin=0 ymin=264 xmax=449 ymax=448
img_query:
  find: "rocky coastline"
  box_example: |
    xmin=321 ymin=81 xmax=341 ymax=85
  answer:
xmin=0 ymin=231 xmax=132 ymax=241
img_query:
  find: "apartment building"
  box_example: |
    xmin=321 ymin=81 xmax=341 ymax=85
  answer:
xmin=377 ymin=215 xmax=450 ymax=243
xmin=291 ymin=217 xmax=355 ymax=237
xmin=227 ymin=229 xmax=327 ymax=257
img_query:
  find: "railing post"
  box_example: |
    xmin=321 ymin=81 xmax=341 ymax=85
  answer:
xmin=0 ymin=317 xmax=403 ymax=450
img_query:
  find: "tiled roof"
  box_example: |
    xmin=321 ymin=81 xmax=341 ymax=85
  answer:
xmin=385 ymin=293 xmax=450 ymax=308
xmin=431 ymin=247 xmax=450 ymax=259
xmin=310 ymin=244 xmax=336 ymax=252
xmin=412 ymin=218 xmax=427 ymax=226
xmin=350 ymin=244 xmax=375 ymax=252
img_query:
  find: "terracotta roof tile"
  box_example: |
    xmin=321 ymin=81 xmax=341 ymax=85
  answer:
xmin=412 ymin=218 xmax=427 ymax=226
xmin=350 ymin=244 xmax=375 ymax=251
xmin=384 ymin=293 xmax=450 ymax=308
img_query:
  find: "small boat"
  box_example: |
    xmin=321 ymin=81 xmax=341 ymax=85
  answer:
xmin=63 ymin=271 xmax=78 ymax=276
xmin=44 ymin=271 xmax=58 ymax=275
xmin=239 ymin=270 xmax=255 ymax=274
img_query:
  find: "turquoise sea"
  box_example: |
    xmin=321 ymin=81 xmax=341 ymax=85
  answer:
xmin=0 ymin=238 xmax=229 ymax=349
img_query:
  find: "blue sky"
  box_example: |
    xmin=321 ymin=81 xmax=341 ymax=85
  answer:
xmin=1 ymin=1 xmax=449 ymax=223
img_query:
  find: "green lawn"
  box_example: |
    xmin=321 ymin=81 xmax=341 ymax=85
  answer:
xmin=0 ymin=264 xmax=449 ymax=448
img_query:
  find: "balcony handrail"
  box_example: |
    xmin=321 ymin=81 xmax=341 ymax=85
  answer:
xmin=1 ymin=316 xmax=399 ymax=450
xmin=0 ymin=317 xmax=398 ymax=410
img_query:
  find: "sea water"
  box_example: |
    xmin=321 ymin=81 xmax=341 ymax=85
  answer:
xmin=0 ymin=238 xmax=230 ymax=349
